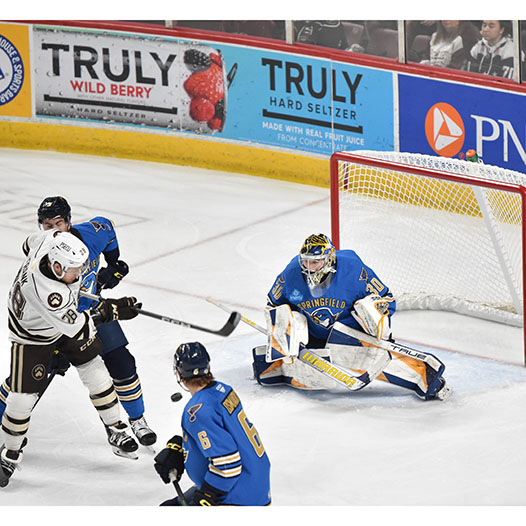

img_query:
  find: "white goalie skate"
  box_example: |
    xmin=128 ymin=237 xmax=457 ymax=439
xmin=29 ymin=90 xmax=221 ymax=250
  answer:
xmin=129 ymin=415 xmax=157 ymax=450
xmin=105 ymin=421 xmax=139 ymax=460
xmin=434 ymin=378 xmax=452 ymax=401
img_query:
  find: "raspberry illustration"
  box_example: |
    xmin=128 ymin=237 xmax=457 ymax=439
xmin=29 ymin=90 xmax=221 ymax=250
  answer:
xmin=190 ymin=97 xmax=215 ymax=122
xmin=210 ymin=53 xmax=222 ymax=66
xmin=183 ymin=63 xmax=224 ymax=105
xmin=208 ymin=118 xmax=223 ymax=130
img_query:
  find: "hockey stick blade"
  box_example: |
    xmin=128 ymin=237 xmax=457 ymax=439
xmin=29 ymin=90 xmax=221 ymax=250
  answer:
xmin=134 ymin=307 xmax=241 ymax=337
xmin=79 ymin=291 xmax=241 ymax=337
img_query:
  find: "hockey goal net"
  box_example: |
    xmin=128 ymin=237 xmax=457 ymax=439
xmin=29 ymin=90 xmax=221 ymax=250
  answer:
xmin=330 ymin=151 xmax=526 ymax=360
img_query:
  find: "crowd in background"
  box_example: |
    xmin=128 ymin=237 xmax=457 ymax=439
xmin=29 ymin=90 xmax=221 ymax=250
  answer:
xmin=137 ymin=20 xmax=526 ymax=82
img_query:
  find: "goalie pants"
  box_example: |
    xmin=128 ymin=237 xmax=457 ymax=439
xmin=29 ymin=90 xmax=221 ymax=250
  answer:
xmin=1 ymin=339 xmax=120 ymax=452
xmin=0 ymin=321 xmax=146 ymax=420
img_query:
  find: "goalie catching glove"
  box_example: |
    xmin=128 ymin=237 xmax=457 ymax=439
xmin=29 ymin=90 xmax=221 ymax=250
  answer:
xmin=100 ymin=296 xmax=141 ymax=322
xmin=97 ymin=259 xmax=129 ymax=290
xmin=264 ymin=304 xmax=308 ymax=363
xmin=352 ymin=294 xmax=392 ymax=341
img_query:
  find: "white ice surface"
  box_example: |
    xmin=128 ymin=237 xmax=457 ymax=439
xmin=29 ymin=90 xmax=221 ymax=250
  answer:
xmin=0 ymin=149 xmax=524 ymax=522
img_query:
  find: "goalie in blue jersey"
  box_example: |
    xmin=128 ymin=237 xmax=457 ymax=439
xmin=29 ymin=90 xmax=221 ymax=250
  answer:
xmin=252 ymin=233 xmax=450 ymax=400
xmin=153 ymin=342 xmax=271 ymax=506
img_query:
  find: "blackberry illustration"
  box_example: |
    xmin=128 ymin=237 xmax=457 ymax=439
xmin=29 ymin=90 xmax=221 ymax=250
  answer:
xmin=184 ymin=49 xmax=212 ymax=72
xmin=214 ymin=99 xmax=225 ymax=120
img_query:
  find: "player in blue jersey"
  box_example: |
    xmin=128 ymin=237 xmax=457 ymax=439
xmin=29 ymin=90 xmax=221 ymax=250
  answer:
xmin=153 ymin=342 xmax=271 ymax=506
xmin=0 ymin=196 xmax=156 ymax=446
xmin=252 ymin=233 xmax=449 ymax=400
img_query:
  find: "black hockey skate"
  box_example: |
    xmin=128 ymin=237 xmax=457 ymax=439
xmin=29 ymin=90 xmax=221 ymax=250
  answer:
xmin=105 ymin=421 xmax=139 ymax=460
xmin=129 ymin=415 xmax=157 ymax=447
xmin=0 ymin=447 xmax=22 ymax=488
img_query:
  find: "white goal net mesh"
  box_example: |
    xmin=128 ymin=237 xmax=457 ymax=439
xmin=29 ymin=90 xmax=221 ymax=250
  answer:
xmin=333 ymin=151 xmax=526 ymax=327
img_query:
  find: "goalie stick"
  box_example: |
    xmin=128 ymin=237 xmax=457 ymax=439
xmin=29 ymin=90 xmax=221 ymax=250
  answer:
xmin=206 ymin=297 xmax=388 ymax=391
xmin=336 ymin=323 xmax=444 ymax=371
xmin=80 ymin=291 xmax=241 ymax=337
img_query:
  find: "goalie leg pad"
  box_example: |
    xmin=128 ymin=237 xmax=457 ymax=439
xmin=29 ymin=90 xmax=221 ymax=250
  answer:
xmin=380 ymin=352 xmax=446 ymax=399
xmin=252 ymin=346 xmax=335 ymax=390
xmin=327 ymin=323 xmax=391 ymax=382
xmin=264 ymin=305 xmax=308 ymax=363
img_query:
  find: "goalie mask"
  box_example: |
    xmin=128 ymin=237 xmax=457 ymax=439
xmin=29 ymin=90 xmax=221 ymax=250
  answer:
xmin=174 ymin=342 xmax=211 ymax=380
xmin=48 ymin=231 xmax=89 ymax=280
xmin=299 ymin=233 xmax=336 ymax=288
xmin=38 ymin=196 xmax=72 ymax=225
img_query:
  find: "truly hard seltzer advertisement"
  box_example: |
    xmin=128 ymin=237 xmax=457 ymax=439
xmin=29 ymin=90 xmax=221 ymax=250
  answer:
xmin=33 ymin=27 xmax=227 ymax=133
xmin=214 ymin=45 xmax=395 ymax=155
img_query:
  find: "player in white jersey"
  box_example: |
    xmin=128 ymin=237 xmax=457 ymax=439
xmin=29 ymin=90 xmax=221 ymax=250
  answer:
xmin=1 ymin=230 xmax=140 ymax=488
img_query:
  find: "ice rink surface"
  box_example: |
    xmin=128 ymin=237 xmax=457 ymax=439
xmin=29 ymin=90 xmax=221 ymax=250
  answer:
xmin=0 ymin=148 xmax=525 ymax=522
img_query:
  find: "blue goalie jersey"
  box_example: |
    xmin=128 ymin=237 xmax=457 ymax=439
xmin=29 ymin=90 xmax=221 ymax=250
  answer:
xmin=182 ymin=381 xmax=271 ymax=506
xmin=267 ymin=249 xmax=396 ymax=344
xmin=71 ymin=217 xmax=119 ymax=313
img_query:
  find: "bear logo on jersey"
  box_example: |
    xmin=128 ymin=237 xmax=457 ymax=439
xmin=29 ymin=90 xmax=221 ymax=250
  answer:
xmin=47 ymin=292 xmax=63 ymax=308
xmin=31 ymin=364 xmax=46 ymax=381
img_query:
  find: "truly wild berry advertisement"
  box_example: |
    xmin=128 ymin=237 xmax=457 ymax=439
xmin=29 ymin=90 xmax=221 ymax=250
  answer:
xmin=29 ymin=24 xmax=394 ymax=156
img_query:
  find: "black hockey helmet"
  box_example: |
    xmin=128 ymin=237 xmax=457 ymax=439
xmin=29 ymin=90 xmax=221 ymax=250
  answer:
xmin=174 ymin=342 xmax=211 ymax=379
xmin=37 ymin=196 xmax=72 ymax=224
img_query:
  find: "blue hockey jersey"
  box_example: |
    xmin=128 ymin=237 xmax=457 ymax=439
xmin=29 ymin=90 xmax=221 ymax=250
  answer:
xmin=267 ymin=249 xmax=396 ymax=343
xmin=71 ymin=217 xmax=119 ymax=312
xmin=181 ymin=381 xmax=271 ymax=506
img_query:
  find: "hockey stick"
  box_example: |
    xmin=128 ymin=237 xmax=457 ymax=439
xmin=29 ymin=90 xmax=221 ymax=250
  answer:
xmin=206 ymin=297 xmax=380 ymax=391
xmin=80 ymin=291 xmax=241 ymax=337
xmin=168 ymin=473 xmax=188 ymax=506
xmin=336 ymin=323 xmax=445 ymax=371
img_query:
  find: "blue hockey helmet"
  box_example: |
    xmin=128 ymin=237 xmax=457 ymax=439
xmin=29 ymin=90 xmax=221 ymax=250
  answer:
xmin=174 ymin=342 xmax=211 ymax=379
xmin=38 ymin=196 xmax=72 ymax=224
xmin=299 ymin=233 xmax=336 ymax=287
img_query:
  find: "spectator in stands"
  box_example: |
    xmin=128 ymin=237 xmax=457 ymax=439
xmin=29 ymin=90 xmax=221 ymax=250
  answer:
xmin=406 ymin=20 xmax=437 ymax=52
xmin=420 ymin=20 xmax=479 ymax=69
xmin=294 ymin=20 xmax=348 ymax=50
xmin=465 ymin=20 xmax=519 ymax=78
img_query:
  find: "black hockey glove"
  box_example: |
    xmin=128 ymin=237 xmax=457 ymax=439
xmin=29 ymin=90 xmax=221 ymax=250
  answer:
xmin=154 ymin=435 xmax=185 ymax=484
xmin=191 ymin=481 xmax=226 ymax=506
xmin=97 ymin=260 xmax=129 ymax=290
xmin=101 ymin=297 xmax=141 ymax=322
xmin=49 ymin=350 xmax=70 ymax=377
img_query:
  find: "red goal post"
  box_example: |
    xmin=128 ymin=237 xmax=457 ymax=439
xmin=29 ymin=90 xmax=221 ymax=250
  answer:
xmin=330 ymin=150 xmax=526 ymax=364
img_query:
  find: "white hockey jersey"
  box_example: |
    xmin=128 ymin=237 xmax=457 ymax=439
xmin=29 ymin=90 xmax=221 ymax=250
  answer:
xmin=7 ymin=230 xmax=92 ymax=345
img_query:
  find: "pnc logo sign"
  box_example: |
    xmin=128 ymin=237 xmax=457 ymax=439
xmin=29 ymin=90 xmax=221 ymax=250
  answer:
xmin=425 ymin=102 xmax=465 ymax=157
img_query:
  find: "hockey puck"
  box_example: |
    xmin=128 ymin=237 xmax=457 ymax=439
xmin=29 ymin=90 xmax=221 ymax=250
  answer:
xmin=171 ymin=392 xmax=183 ymax=402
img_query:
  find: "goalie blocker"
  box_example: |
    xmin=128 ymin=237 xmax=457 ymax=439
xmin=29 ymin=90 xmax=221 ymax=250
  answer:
xmin=253 ymin=305 xmax=449 ymax=400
